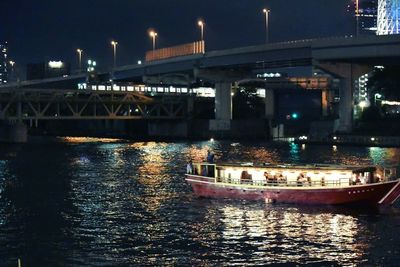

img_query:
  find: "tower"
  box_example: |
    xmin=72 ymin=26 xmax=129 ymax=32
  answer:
xmin=0 ymin=42 xmax=8 ymax=84
xmin=377 ymin=0 xmax=400 ymax=34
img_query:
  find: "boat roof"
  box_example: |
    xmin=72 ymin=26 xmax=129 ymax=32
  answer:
xmin=200 ymin=162 xmax=377 ymax=172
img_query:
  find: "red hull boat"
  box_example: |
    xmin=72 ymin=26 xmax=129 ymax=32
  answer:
xmin=185 ymin=163 xmax=400 ymax=206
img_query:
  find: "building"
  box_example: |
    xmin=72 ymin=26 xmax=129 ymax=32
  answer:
xmin=0 ymin=42 xmax=8 ymax=84
xmin=353 ymin=73 xmax=370 ymax=118
xmin=377 ymin=0 xmax=400 ymax=34
xmin=348 ymin=0 xmax=378 ymax=35
xmin=360 ymin=0 xmax=379 ymax=34
xmin=26 ymin=61 xmax=70 ymax=80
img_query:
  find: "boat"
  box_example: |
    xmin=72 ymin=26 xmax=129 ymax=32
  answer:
xmin=185 ymin=162 xmax=400 ymax=206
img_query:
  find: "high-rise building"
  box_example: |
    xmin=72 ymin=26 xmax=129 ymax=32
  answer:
xmin=0 ymin=42 xmax=8 ymax=84
xmin=348 ymin=0 xmax=378 ymax=35
xmin=377 ymin=0 xmax=400 ymax=34
xmin=360 ymin=0 xmax=379 ymax=34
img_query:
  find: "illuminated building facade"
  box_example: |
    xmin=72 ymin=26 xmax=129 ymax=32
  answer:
xmin=360 ymin=0 xmax=378 ymax=34
xmin=377 ymin=0 xmax=400 ymax=34
xmin=348 ymin=0 xmax=378 ymax=34
xmin=0 ymin=42 xmax=8 ymax=84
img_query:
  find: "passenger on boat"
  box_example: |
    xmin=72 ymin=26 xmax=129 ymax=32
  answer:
xmin=186 ymin=160 xmax=193 ymax=174
xmin=241 ymin=170 xmax=251 ymax=183
xmin=206 ymin=150 xmax=215 ymax=163
xmin=355 ymin=175 xmax=362 ymax=185
xmin=297 ymin=173 xmax=307 ymax=186
xmin=277 ymin=174 xmax=286 ymax=184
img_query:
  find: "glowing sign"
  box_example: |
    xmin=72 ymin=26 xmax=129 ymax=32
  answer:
xmin=48 ymin=61 xmax=64 ymax=68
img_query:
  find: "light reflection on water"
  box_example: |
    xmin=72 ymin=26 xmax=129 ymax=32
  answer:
xmin=0 ymin=140 xmax=399 ymax=265
xmin=220 ymin=205 xmax=363 ymax=265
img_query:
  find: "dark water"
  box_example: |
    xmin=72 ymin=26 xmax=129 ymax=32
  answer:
xmin=1 ymin=138 xmax=400 ymax=266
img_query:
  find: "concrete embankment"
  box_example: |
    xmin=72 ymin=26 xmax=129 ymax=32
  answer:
xmin=297 ymin=135 xmax=400 ymax=147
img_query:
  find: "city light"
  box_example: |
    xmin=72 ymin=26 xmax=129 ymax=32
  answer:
xmin=262 ymin=8 xmax=270 ymax=43
xmin=111 ymin=40 xmax=118 ymax=69
xmin=198 ymin=19 xmax=205 ymax=41
xmin=48 ymin=61 xmax=64 ymax=68
xmin=149 ymin=30 xmax=158 ymax=51
xmin=76 ymin=49 xmax=83 ymax=71
xmin=87 ymin=59 xmax=96 ymax=72
xmin=359 ymin=100 xmax=370 ymax=110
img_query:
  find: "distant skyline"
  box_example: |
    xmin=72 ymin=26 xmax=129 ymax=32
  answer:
xmin=1 ymin=0 xmax=354 ymax=74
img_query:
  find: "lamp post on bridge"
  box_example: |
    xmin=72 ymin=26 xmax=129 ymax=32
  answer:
xmin=149 ymin=30 xmax=158 ymax=51
xmin=198 ymin=19 xmax=205 ymax=41
xmin=111 ymin=40 xmax=118 ymax=69
xmin=263 ymin=8 xmax=270 ymax=44
xmin=76 ymin=49 xmax=83 ymax=73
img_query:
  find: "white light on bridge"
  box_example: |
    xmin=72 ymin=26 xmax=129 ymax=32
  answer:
xmin=48 ymin=61 xmax=64 ymax=68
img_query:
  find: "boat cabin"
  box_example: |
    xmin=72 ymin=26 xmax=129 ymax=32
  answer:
xmin=190 ymin=162 xmax=398 ymax=187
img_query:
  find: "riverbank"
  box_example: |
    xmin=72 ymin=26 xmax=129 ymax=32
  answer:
xmin=295 ymin=135 xmax=400 ymax=147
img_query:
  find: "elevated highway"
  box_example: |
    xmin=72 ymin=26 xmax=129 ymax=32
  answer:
xmin=1 ymin=34 xmax=400 ymax=139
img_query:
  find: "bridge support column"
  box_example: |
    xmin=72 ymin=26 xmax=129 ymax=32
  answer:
xmin=265 ymin=89 xmax=275 ymax=120
xmin=0 ymin=122 xmax=28 ymax=143
xmin=264 ymin=89 xmax=275 ymax=138
xmin=209 ymin=82 xmax=232 ymax=131
xmin=338 ymin=78 xmax=353 ymax=133
xmin=315 ymin=63 xmax=372 ymax=133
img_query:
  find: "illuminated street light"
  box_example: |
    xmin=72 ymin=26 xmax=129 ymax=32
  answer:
xmin=263 ymin=8 xmax=270 ymax=43
xmin=374 ymin=93 xmax=382 ymax=105
xmin=149 ymin=30 xmax=158 ymax=51
xmin=76 ymin=49 xmax=83 ymax=72
xmin=111 ymin=41 xmax=118 ymax=69
xmin=359 ymin=100 xmax=369 ymax=111
xmin=198 ymin=19 xmax=205 ymax=41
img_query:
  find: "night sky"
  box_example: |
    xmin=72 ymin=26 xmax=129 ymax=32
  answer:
xmin=1 ymin=0 xmax=354 ymax=73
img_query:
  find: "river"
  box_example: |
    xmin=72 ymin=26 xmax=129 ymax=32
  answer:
xmin=0 ymin=138 xmax=399 ymax=266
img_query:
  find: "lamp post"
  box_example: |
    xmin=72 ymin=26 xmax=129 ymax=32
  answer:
xmin=9 ymin=61 xmax=15 ymax=82
xmin=76 ymin=49 xmax=83 ymax=72
xmin=149 ymin=30 xmax=158 ymax=51
xmin=374 ymin=93 xmax=382 ymax=106
xmin=198 ymin=19 xmax=205 ymax=41
xmin=111 ymin=41 xmax=118 ymax=69
xmin=263 ymin=8 xmax=270 ymax=43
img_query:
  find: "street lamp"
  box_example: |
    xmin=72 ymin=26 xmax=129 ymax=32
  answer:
xmin=263 ymin=8 xmax=270 ymax=43
xmin=149 ymin=30 xmax=158 ymax=51
xmin=9 ymin=61 xmax=15 ymax=82
xmin=374 ymin=93 xmax=382 ymax=106
xmin=111 ymin=41 xmax=118 ymax=69
xmin=76 ymin=49 xmax=83 ymax=72
xmin=198 ymin=19 xmax=205 ymax=41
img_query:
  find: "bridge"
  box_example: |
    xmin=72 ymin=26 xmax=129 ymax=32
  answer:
xmin=1 ymin=34 xmax=400 ymax=142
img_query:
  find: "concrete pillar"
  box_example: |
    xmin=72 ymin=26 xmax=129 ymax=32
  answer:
xmin=338 ymin=78 xmax=353 ymax=133
xmin=187 ymin=95 xmax=194 ymax=118
xmin=1 ymin=122 xmax=28 ymax=143
xmin=215 ymin=82 xmax=232 ymax=120
xmin=265 ymin=89 xmax=275 ymax=119
xmin=315 ymin=63 xmax=372 ymax=133
xmin=209 ymin=82 xmax=232 ymax=132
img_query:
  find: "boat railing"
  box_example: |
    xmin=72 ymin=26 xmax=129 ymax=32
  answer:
xmin=216 ymin=177 xmax=354 ymax=187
